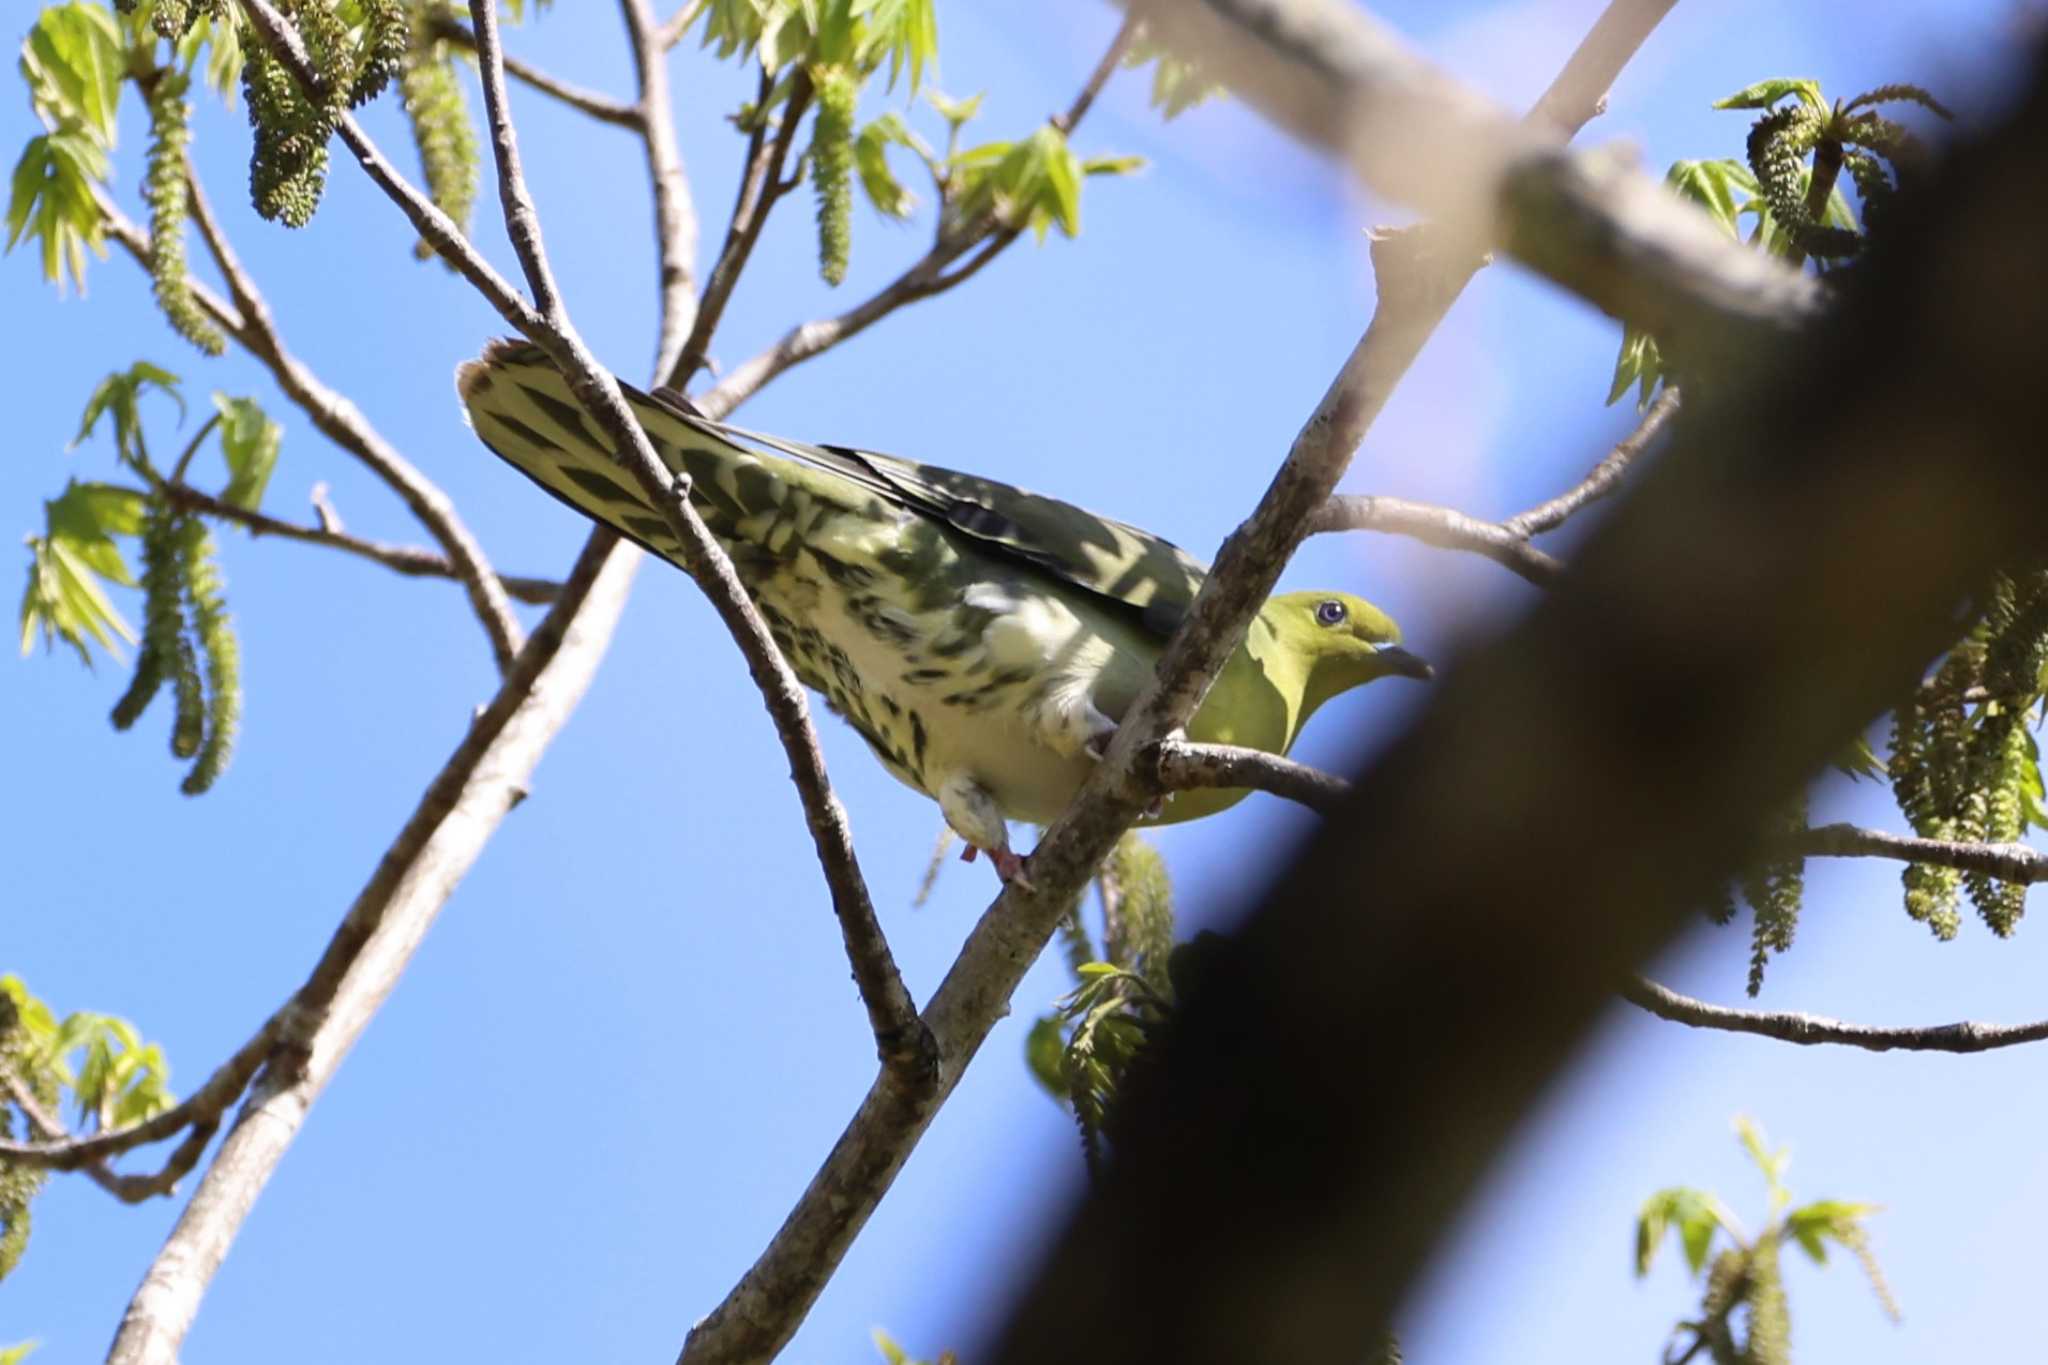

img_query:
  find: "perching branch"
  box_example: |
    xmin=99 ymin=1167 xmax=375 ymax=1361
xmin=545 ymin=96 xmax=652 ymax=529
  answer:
xmin=677 ymin=5 xmax=1690 ymax=1359
xmin=1623 ymin=976 xmax=2048 ymax=1053
xmin=461 ymin=0 xmax=928 ymax=1074
xmin=1146 ymin=739 xmax=1352 ymax=813
xmin=154 ymin=480 xmax=562 ymax=605
xmin=1787 ymin=822 xmax=2048 ymax=884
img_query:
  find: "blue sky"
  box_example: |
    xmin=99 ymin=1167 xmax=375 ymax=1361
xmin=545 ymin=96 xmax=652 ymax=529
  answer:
xmin=3 ymin=1 xmax=2035 ymax=1361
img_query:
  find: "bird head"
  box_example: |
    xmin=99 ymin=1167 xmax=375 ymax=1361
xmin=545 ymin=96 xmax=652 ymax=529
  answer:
xmin=1261 ymin=590 xmax=1433 ymax=719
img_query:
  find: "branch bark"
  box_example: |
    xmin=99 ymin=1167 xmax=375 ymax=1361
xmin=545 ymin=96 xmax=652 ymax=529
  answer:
xmin=428 ymin=13 xmax=646 ymax=128
xmin=1623 ymin=976 xmax=2048 ymax=1053
xmin=621 ymin=0 xmax=702 ymax=380
xmin=1310 ymin=493 xmax=1563 ymax=584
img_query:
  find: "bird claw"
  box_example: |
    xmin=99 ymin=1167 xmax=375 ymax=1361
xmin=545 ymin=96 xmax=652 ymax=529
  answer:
xmin=990 ymin=847 xmax=1035 ymax=892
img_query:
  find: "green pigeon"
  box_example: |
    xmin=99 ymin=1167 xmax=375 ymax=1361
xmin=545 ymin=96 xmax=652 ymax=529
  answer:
xmin=458 ymin=340 xmax=1429 ymax=884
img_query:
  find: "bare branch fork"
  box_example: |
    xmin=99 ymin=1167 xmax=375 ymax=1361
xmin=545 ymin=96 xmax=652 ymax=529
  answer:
xmin=677 ymin=2 xmax=1706 ymax=1360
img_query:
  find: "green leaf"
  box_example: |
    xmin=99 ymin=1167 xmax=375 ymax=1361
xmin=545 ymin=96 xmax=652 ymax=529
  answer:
xmin=73 ymin=362 xmax=183 ymax=467
xmin=859 ymin=0 xmax=936 ymax=92
xmin=175 ymin=11 xmax=245 ymax=104
xmin=1664 ymin=159 xmax=1755 ymax=240
xmin=854 ymin=114 xmax=918 ymax=219
xmin=925 ymin=87 xmax=981 ymax=129
xmin=21 ymin=3 xmax=127 ymax=147
xmin=1713 ymin=77 xmax=1826 ymax=114
xmin=1081 ymin=154 xmax=1145 ymax=177
xmin=45 ymin=481 xmax=143 ymax=585
xmin=5 ymin=132 xmax=111 ymax=295
xmin=1025 ymin=1014 xmax=1068 ymax=1098
xmin=212 ymin=394 xmax=281 ymax=511
xmin=0 ymin=1340 xmax=37 ymax=1365
xmin=871 ymin=1329 xmax=909 ymax=1365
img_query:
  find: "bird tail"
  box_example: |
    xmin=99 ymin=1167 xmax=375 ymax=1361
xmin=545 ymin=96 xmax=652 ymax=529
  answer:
xmin=456 ymin=338 xmax=763 ymax=571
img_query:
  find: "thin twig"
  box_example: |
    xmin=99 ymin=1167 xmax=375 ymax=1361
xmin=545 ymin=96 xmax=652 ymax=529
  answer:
xmin=666 ymin=66 xmax=813 ymax=390
xmin=1309 ymin=494 xmax=1561 ymax=585
xmin=657 ymin=0 xmax=706 ymax=50
xmin=174 ymin=167 xmax=529 ymax=671
xmin=696 ymin=20 xmax=1132 ymax=411
xmin=462 ymin=0 xmax=930 ymax=1074
xmin=154 ymin=481 xmax=562 ymax=604
xmin=1503 ymin=386 xmax=1681 ymax=538
xmin=622 ymin=0 xmax=702 ymax=380
xmin=1785 ymin=822 xmax=2048 ymax=883
xmin=679 ymin=6 xmax=1689 ymax=1357
xmin=429 ymin=13 xmax=645 ymax=128
xmin=1623 ymin=975 xmax=2048 ymax=1052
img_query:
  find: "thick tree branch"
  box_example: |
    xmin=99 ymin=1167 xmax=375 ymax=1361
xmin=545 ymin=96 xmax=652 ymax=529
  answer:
xmin=622 ymin=0 xmax=702 ymax=380
xmin=154 ymin=481 xmax=562 ymax=604
xmin=429 ymin=14 xmax=646 ymax=128
xmin=461 ymin=0 xmax=928 ymax=1072
xmin=1126 ymin=0 xmax=1820 ymax=373
xmin=1623 ymin=976 xmax=2048 ymax=1053
xmin=677 ymin=6 xmax=1687 ymax=1359
xmin=985 ymin=40 xmax=2048 ymax=1364
xmin=105 ymin=534 xmax=641 ymax=1365
xmin=1787 ymin=822 xmax=2048 ymax=883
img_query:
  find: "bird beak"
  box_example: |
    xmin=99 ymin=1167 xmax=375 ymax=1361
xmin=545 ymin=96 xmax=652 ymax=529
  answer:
xmin=1375 ymin=645 xmax=1434 ymax=680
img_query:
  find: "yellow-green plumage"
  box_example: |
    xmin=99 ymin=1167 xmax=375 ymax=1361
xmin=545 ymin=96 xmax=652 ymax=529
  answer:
xmin=457 ymin=340 xmax=1427 ymax=877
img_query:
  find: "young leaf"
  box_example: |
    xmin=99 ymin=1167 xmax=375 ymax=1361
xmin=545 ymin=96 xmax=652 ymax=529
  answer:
xmin=73 ymin=361 xmax=183 ymax=468
xmin=213 ymin=393 xmax=281 ymax=510
xmin=20 ymin=3 xmax=127 ymax=146
xmin=1713 ymin=77 xmax=1825 ymax=114
xmin=860 ymin=0 xmax=936 ymax=93
xmin=5 ymin=132 xmax=110 ymax=295
xmin=854 ymin=114 xmax=918 ymax=219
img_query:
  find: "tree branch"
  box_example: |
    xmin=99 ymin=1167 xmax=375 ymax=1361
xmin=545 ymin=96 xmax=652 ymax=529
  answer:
xmin=665 ymin=65 xmax=812 ymax=390
xmin=461 ymin=0 xmax=929 ymax=1071
xmin=1503 ymin=386 xmax=1681 ymax=537
xmin=178 ymin=169 xmax=529 ymax=670
xmin=694 ymin=19 xmax=1134 ymax=411
xmin=621 ymin=0 xmax=702 ymax=380
xmin=154 ymin=481 xmax=561 ymax=604
xmin=1146 ymin=739 xmax=1351 ymax=813
xmin=428 ymin=13 xmax=646 ymax=128
xmin=1309 ymin=494 xmax=1562 ymax=585
xmin=1786 ymin=822 xmax=2048 ymax=883
xmin=678 ymin=5 xmax=1689 ymax=1358
xmin=1622 ymin=975 xmax=2048 ymax=1053
xmin=1125 ymin=0 xmax=1821 ymax=374
xmin=105 ymin=533 xmax=642 ymax=1365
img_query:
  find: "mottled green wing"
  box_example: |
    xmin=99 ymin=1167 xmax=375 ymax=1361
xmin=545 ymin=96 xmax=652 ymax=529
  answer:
xmin=457 ymin=339 xmax=1208 ymax=639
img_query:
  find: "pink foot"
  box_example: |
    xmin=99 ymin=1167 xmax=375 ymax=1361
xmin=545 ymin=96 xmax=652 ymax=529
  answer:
xmin=989 ymin=847 xmax=1035 ymax=891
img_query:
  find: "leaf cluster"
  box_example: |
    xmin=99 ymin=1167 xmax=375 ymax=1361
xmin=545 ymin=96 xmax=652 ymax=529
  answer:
xmin=1026 ymin=833 xmax=1177 ymax=1175
xmin=23 ymin=364 xmax=274 ymax=795
xmin=1608 ymin=77 xmax=1946 ymax=410
xmin=1640 ymin=1118 xmax=1896 ymax=1365
xmin=1888 ymin=569 xmax=2048 ymax=938
xmin=0 ymin=975 xmax=178 ymax=1283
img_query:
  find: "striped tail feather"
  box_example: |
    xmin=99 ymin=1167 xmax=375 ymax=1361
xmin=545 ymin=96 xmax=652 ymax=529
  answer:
xmin=455 ymin=338 xmax=884 ymax=578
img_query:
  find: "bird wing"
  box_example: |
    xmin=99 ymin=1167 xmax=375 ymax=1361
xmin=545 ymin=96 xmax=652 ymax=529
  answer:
xmin=456 ymin=339 xmax=1208 ymax=642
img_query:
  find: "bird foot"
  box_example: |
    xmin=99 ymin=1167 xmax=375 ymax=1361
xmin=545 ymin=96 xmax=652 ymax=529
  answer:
xmin=960 ymin=843 xmax=1035 ymax=890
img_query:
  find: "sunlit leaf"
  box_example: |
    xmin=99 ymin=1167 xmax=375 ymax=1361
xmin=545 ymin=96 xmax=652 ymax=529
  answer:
xmin=213 ymin=393 xmax=281 ymax=511
xmin=1713 ymin=76 xmax=1826 ymax=114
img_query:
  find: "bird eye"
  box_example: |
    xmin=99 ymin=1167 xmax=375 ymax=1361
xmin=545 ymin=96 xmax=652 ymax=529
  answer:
xmin=1314 ymin=599 xmax=1347 ymax=627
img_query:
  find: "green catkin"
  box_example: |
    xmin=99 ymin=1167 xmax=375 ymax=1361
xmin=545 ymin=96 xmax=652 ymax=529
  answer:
xmin=350 ymin=0 xmax=409 ymax=106
xmin=1843 ymin=150 xmax=1894 ymax=239
xmin=1742 ymin=1235 xmax=1791 ymax=1365
xmin=241 ymin=17 xmax=333 ymax=226
xmin=169 ymin=633 xmax=205 ymax=760
xmin=0 ymin=992 xmax=51 ymax=1282
xmin=1746 ymin=107 xmax=1819 ymax=240
xmin=398 ymin=21 xmax=479 ymax=259
xmin=151 ymin=0 xmax=194 ymax=40
xmin=176 ymin=517 xmax=239 ymax=794
xmin=110 ymin=499 xmax=187 ymax=732
xmin=144 ymin=70 xmax=226 ymax=356
xmin=810 ymin=65 xmax=857 ymax=286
